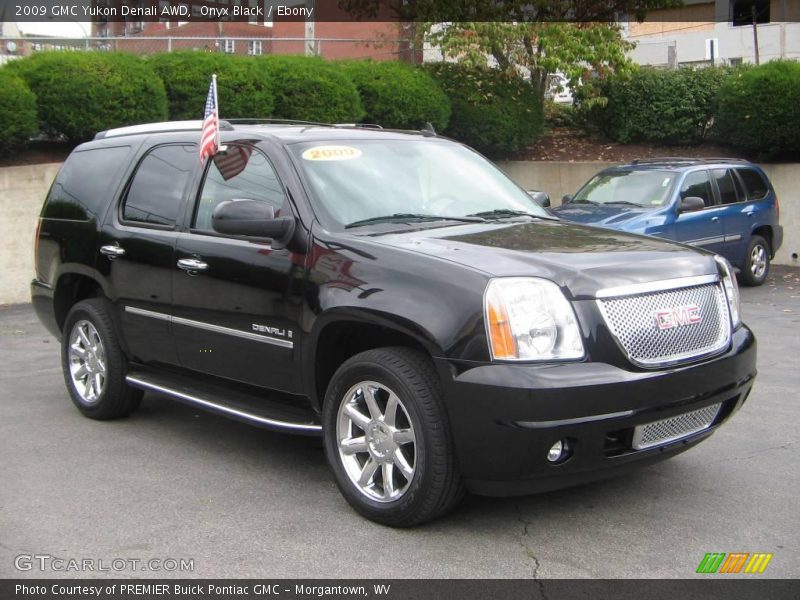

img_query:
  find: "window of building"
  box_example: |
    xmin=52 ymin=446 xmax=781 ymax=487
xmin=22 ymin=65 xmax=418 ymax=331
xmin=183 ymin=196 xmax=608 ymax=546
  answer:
xmin=731 ymin=0 xmax=770 ymax=26
xmin=223 ymin=39 xmax=235 ymax=53
xmin=123 ymin=145 xmax=196 ymax=227
xmin=248 ymin=40 xmax=262 ymax=55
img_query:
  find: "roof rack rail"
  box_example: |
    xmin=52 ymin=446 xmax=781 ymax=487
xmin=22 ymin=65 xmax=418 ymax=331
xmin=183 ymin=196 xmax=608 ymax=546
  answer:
xmin=95 ymin=120 xmax=233 ymax=140
xmin=224 ymin=117 xmax=332 ymax=127
xmin=631 ymin=156 xmax=750 ymax=165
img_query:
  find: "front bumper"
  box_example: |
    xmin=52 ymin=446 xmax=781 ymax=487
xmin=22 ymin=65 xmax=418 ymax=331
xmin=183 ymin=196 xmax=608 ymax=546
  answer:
xmin=436 ymin=325 xmax=756 ymax=496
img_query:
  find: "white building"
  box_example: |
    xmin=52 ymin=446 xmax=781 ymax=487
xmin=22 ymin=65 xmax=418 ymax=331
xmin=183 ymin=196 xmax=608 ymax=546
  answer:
xmin=625 ymin=0 xmax=800 ymax=67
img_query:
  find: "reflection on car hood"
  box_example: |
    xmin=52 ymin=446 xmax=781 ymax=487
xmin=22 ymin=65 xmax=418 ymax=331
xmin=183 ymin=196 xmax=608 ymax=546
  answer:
xmin=362 ymin=220 xmax=715 ymax=299
xmin=552 ymin=204 xmax=651 ymax=226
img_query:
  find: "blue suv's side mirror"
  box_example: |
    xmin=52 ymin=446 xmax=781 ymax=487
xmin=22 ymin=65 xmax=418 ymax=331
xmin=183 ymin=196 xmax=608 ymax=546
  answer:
xmin=679 ymin=196 xmax=705 ymax=213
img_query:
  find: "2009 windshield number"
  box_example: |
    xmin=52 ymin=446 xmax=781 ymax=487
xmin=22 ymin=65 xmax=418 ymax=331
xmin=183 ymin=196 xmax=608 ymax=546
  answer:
xmin=302 ymin=146 xmax=362 ymax=161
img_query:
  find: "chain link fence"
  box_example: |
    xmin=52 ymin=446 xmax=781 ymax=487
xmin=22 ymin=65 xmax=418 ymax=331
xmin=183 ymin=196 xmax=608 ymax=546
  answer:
xmin=0 ymin=35 xmax=418 ymax=64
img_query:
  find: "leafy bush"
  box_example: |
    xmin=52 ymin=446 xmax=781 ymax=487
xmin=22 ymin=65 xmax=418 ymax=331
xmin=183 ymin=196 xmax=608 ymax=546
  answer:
xmin=425 ymin=63 xmax=543 ymax=158
xmin=148 ymin=52 xmax=274 ymax=120
xmin=0 ymin=68 xmax=38 ymax=155
xmin=544 ymin=100 xmax=577 ymax=128
xmin=10 ymin=52 xmax=168 ymax=142
xmin=715 ymin=61 xmax=800 ymax=159
xmin=260 ymin=56 xmax=363 ymax=123
xmin=579 ymin=66 xmax=731 ymax=145
xmin=340 ymin=60 xmax=450 ymax=130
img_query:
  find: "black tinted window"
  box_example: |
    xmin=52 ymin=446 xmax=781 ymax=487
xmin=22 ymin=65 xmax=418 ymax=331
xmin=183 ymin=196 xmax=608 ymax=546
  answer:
xmin=713 ymin=169 xmax=740 ymax=205
xmin=123 ymin=145 xmax=195 ymax=226
xmin=44 ymin=146 xmax=131 ymax=220
xmin=680 ymin=171 xmax=714 ymax=207
xmin=193 ymin=146 xmax=287 ymax=230
xmin=736 ymin=168 xmax=769 ymax=200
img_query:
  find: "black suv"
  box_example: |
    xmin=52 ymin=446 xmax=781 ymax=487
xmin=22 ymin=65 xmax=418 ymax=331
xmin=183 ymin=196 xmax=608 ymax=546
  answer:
xmin=32 ymin=121 xmax=756 ymax=526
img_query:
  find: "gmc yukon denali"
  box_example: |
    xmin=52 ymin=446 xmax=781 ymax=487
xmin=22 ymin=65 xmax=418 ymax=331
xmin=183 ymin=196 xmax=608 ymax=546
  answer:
xmin=31 ymin=121 xmax=756 ymax=526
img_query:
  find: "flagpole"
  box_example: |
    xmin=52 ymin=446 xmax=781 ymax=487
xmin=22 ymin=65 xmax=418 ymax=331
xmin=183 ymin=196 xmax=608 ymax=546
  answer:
xmin=212 ymin=73 xmax=220 ymax=149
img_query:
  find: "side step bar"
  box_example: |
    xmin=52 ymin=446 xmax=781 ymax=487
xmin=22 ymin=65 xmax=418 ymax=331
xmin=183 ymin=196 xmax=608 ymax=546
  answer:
xmin=126 ymin=372 xmax=322 ymax=436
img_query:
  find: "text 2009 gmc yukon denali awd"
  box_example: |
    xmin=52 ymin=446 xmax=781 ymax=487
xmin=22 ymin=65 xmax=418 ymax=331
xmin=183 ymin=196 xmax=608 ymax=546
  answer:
xmin=32 ymin=121 xmax=756 ymax=526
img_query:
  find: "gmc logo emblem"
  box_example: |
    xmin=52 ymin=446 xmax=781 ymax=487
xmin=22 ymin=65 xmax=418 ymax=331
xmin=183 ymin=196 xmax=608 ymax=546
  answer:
xmin=655 ymin=305 xmax=702 ymax=330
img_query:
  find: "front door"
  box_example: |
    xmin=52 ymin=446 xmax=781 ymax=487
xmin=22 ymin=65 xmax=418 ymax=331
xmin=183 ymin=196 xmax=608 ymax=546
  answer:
xmin=171 ymin=144 xmax=305 ymax=394
xmin=671 ymin=169 xmax=726 ymax=255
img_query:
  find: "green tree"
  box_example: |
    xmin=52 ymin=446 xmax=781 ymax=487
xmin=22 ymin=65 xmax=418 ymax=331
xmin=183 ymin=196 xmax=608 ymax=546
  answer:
xmin=340 ymin=0 xmax=678 ymax=104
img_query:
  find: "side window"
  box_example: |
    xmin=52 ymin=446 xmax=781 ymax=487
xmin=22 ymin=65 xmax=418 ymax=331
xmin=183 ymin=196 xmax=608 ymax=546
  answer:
xmin=123 ymin=144 xmax=196 ymax=227
xmin=193 ymin=146 xmax=288 ymax=231
xmin=735 ymin=168 xmax=769 ymax=200
xmin=44 ymin=146 xmax=131 ymax=221
xmin=712 ymin=168 xmax=741 ymax=205
xmin=680 ymin=171 xmax=714 ymax=208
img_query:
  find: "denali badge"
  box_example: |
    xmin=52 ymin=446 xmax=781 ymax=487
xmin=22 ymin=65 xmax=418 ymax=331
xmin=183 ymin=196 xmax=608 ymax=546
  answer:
xmin=252 ymin=324 xmax=293 ymax=338
xmin=654 ymin=305 xmax=702 ymax=330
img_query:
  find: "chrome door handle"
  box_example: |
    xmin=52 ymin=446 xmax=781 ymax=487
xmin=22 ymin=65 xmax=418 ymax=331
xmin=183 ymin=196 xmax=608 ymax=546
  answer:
xmin=177 ymin=258 xmax=208 ymax=273
xmin=711 ymin=217 xmax=719 ymax=222
xmin=100 ymin=245 xmax=125 ymax=259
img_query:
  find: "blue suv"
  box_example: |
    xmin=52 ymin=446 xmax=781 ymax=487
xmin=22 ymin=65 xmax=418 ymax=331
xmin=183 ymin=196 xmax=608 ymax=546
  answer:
xmin=553 ymin=158 xmax=783 ymax=286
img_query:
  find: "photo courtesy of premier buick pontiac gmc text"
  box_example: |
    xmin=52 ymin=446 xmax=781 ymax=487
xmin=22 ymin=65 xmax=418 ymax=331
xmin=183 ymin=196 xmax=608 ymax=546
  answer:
xmin=31 ymin=121 xmax=756 ymax=526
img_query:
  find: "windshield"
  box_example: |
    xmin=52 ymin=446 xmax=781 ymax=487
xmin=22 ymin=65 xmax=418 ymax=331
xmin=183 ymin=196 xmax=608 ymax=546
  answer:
xmin=573 ymin=170 xmax=677 ymax=207
xmin=289 ymin=139 xmax=548 ymax=228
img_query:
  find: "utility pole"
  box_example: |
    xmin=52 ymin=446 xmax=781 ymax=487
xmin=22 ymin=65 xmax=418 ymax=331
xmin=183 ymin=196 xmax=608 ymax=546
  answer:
xmin=752 ymin=5 xmax=760 ymax=65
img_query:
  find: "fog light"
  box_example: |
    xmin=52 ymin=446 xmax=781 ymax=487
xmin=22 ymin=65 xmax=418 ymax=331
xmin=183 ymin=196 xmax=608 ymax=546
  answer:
xmin=547 ymin=440 xmax=565 ymax=462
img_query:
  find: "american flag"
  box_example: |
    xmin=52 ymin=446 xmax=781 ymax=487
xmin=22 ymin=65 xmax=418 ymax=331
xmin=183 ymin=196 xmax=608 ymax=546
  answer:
xmin=200 ymin=75 xmax=220 ymax=162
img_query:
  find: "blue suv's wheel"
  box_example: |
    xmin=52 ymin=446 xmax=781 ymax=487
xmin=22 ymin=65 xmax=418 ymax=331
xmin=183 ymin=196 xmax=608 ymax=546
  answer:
xmin=740 ymin=235 xmax=770 ymax=287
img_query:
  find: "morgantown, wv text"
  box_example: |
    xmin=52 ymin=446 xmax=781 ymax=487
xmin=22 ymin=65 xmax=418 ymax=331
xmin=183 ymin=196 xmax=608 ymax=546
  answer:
xmin=15 ymin=583 xmax=391 ymax=598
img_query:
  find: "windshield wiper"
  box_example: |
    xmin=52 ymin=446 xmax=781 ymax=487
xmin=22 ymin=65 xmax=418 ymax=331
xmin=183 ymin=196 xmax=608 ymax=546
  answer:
xmin=467 ymin=209 xmax=543 ymax=220
xmin=345 ymin=213 xmax=485 ymax=229
xmin=605 ymin=200 xmax=644 ymax=207
xmin=569 ymin=199 xmax=599 ymax=205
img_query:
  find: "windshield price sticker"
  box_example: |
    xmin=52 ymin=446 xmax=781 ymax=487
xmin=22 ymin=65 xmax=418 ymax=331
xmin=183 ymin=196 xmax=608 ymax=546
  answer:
xmin=302 ymin=146 xmax=362 ymax=161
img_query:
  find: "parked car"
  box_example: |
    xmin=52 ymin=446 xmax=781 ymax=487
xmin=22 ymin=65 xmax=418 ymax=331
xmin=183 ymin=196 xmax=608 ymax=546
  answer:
xmin=32 ymin=123 xmax=755 ymax=526
xmin=552 ymin=158 xmax=783 ymax=286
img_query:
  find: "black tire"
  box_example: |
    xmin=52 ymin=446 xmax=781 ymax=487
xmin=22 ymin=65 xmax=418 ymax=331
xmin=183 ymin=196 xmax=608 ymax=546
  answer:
xmin=739 ymin=235 xmax=770 ymax=287
xmin=61 ymin=298 xmax=142 ymax=420
xmin=322 ymin=347 xmax=464 ymax=527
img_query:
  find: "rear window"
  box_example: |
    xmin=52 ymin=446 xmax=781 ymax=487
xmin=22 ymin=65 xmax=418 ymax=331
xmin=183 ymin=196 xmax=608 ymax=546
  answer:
xmin=43 ymin=146 xmax=131 ymax=220
xmin=736 ymin=168 xmax=770 ymax=200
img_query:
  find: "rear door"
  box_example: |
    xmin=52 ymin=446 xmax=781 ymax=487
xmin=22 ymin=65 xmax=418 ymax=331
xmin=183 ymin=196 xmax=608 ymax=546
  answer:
xmin=171 ymin=143 xmax=304 ymax=393
xmin=671 ymin=169 xmax=726 ymax=254
xmin=98 ymin=143 xmax=197 ymax=367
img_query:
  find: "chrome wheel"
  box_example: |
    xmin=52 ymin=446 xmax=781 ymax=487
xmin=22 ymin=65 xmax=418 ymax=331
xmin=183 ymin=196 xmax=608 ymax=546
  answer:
xmin=750 ymin=244 xmax=767 ymax=280
xmin=68 ymin=319 xmax=107 ymax=404
xmin=336 ymin=381 xmax=417 ymax=503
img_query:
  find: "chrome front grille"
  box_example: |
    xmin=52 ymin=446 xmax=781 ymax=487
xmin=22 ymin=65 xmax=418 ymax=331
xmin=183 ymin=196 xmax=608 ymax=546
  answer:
xmin=632 ymin=403 xmax=722 ymax=450
xmin=597 ymin=280 xmax=731 ymax=367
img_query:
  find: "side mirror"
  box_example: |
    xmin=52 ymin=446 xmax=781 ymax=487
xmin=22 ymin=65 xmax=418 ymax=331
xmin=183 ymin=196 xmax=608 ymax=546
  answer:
xmin=527 ymin=190 xmax=551 ymax=208
xmin=212 ymin=199 xmax=295 ymax=242
xmin=562 ymin=194 xmax=573 ymax=204
xmin=678 ymin=196 xmax=705 ymax=213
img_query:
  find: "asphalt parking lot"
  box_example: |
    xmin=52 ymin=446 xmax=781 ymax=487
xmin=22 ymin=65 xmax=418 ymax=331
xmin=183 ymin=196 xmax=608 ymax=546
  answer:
xmin=1 ymin=267 xmax=798 ymax=580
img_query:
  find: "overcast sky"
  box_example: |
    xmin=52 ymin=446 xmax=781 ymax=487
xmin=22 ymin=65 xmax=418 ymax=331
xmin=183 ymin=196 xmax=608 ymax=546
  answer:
xmin=15 ymin=22 xmax=92 ymax=37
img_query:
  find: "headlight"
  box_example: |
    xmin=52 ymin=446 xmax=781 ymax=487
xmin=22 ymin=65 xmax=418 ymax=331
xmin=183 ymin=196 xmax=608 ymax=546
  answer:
xmin=484 ymin=277 xmax=585 ymax=361
xmin=714 ymin=255 xmax=741 ymax=328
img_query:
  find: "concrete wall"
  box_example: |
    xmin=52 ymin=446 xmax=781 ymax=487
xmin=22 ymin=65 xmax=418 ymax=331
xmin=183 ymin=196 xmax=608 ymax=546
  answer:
xmin=0 ymin=163 xmax=60 ymax=305
xmin=0 ymin=160 xmax=797 ymax=305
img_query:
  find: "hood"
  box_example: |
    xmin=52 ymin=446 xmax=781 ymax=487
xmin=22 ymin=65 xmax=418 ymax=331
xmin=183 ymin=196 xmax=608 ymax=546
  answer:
xmin=551 ymin=203 xmax=651 ymax=227
xmin=360 ymin=219 xmax=716 ymax=299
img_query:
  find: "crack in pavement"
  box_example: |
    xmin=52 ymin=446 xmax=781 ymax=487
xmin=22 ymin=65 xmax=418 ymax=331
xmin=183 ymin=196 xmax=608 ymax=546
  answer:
xmin=703 ymin=442 xmax=793 ymax=465
xmin=515 ymin=503 xmax=548 ymax=600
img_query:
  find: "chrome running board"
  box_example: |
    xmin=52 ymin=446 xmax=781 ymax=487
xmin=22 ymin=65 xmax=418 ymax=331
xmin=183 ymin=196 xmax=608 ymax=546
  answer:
xmin=126 ymin=372 xmax=322 ymax=436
